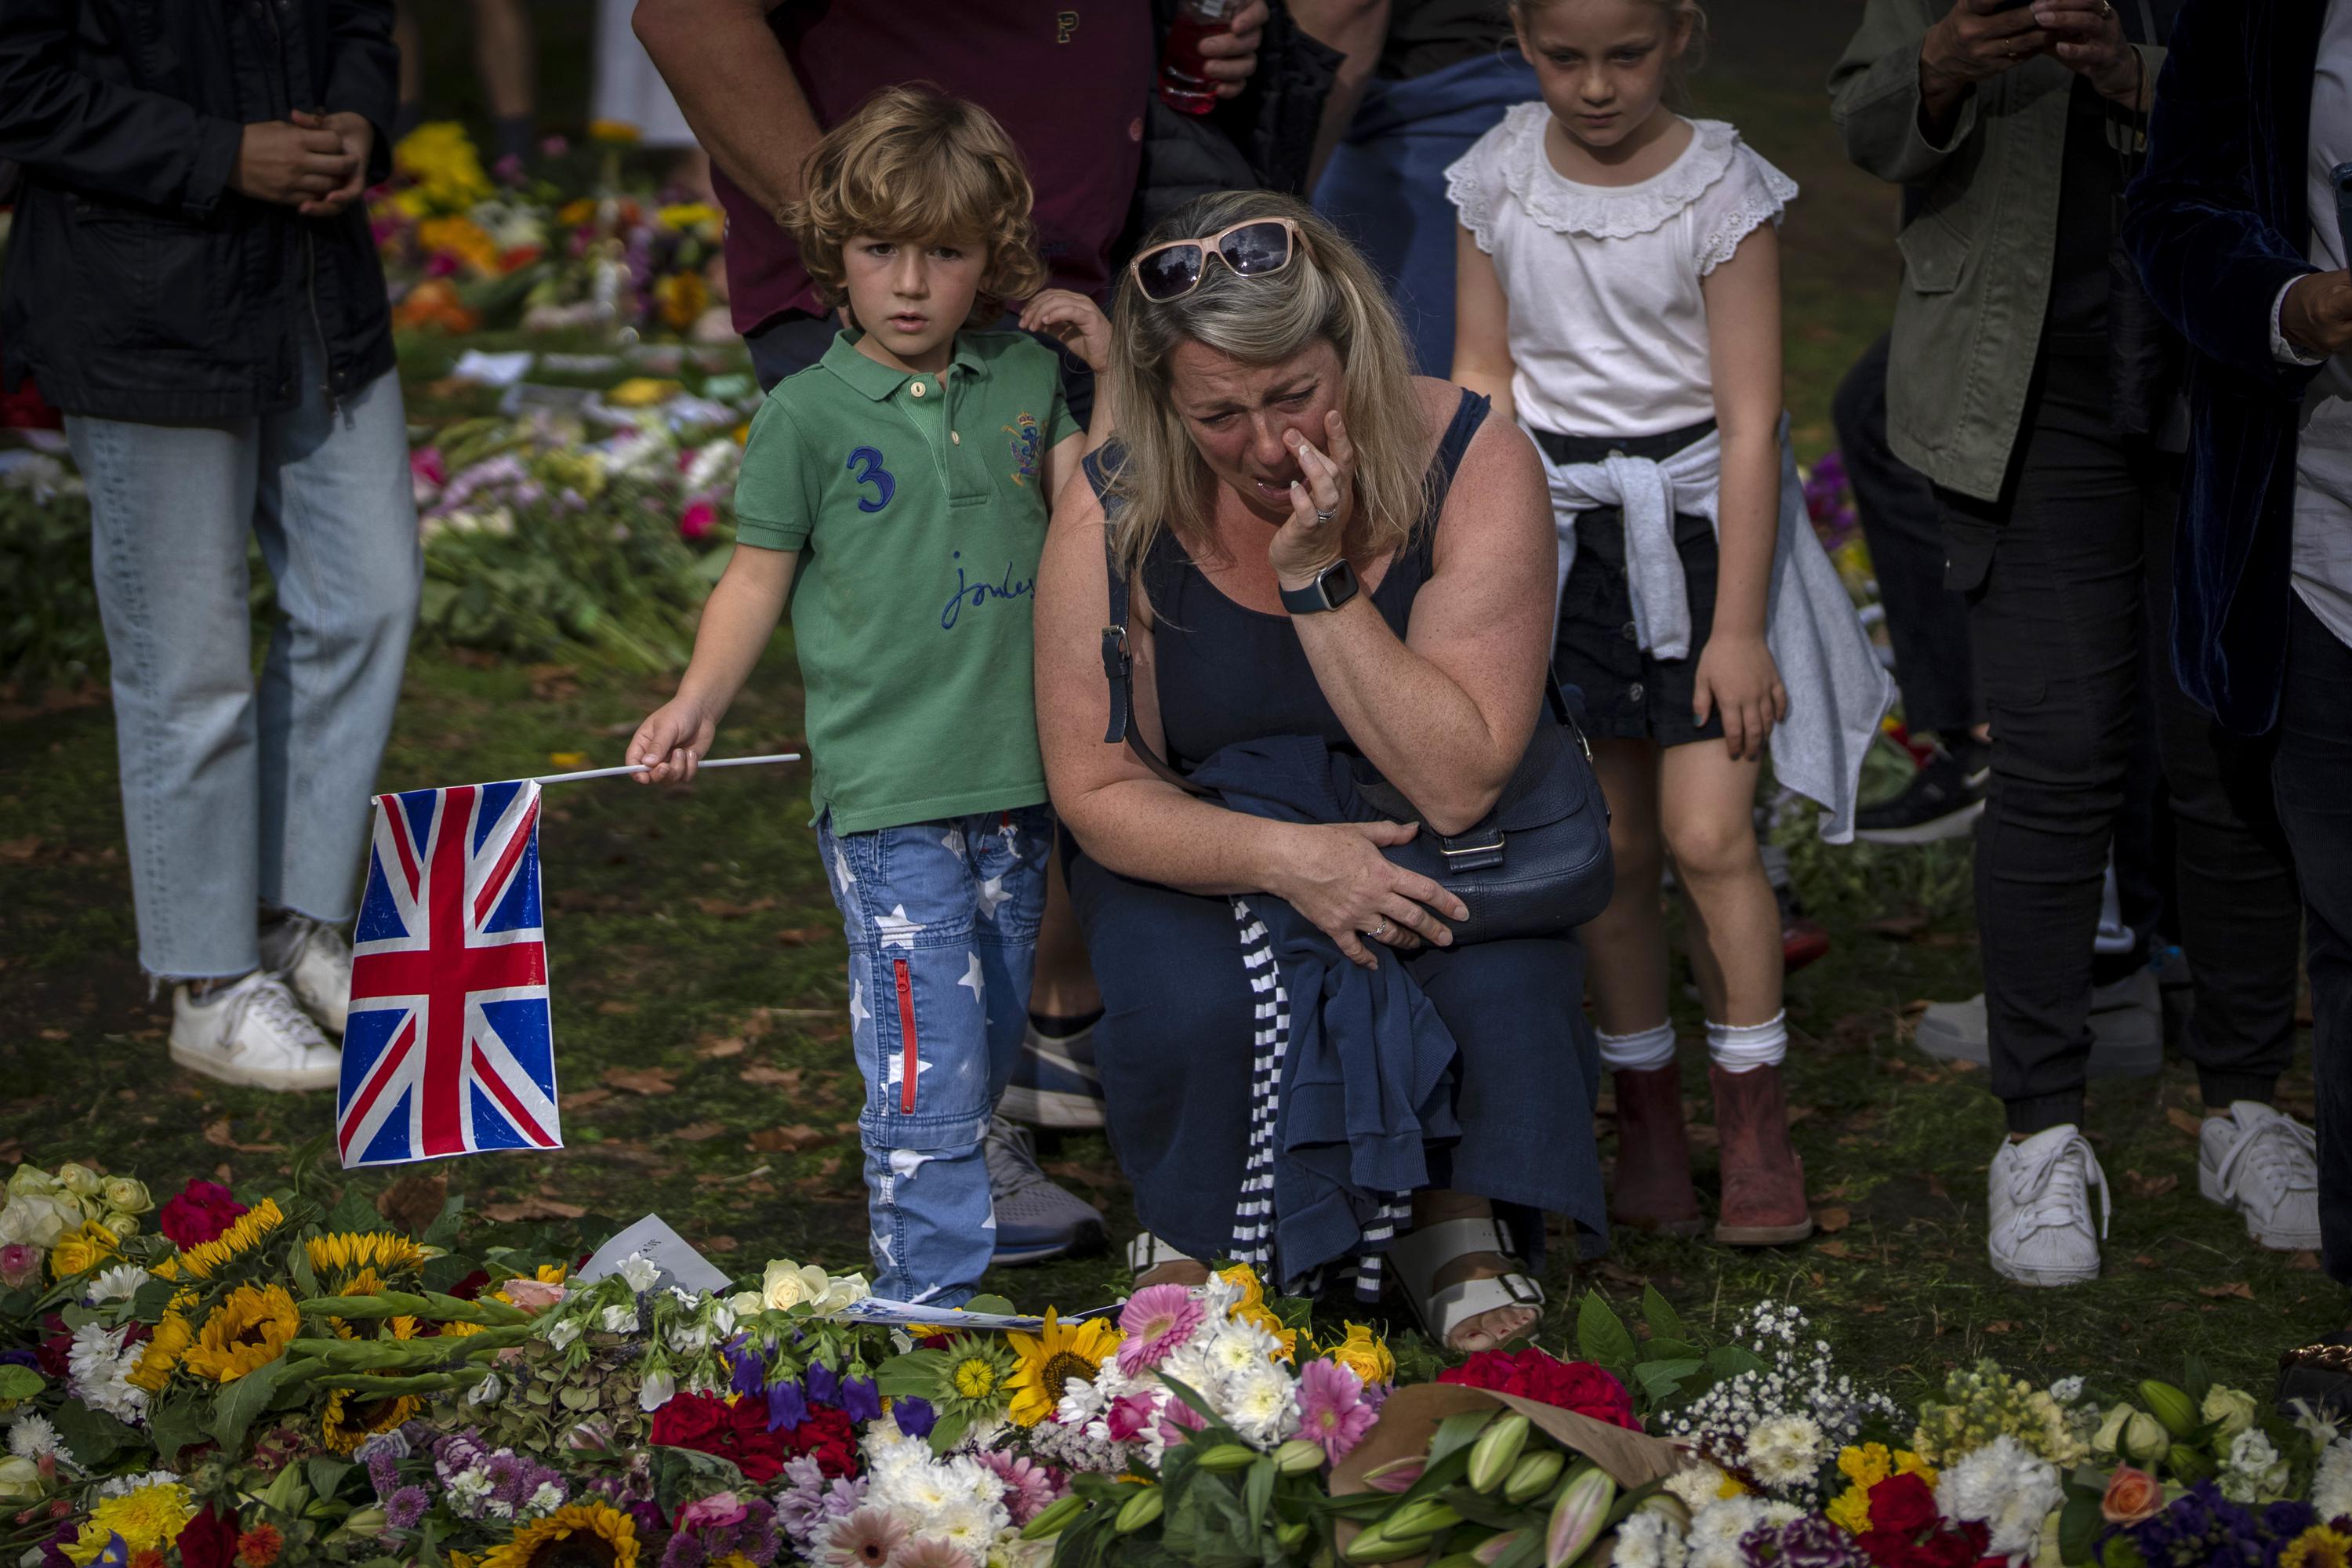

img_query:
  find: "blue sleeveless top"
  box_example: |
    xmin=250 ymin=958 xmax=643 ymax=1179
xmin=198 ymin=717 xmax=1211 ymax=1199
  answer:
xmin=1143 ymin=388 xmax=1490 ymax=770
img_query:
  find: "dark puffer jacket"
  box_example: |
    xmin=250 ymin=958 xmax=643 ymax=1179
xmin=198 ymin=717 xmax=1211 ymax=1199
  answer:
xmin=1123 ymin=0 xmax=1341 ymax=248
xmin=0 ymin=0 xmax=399 ymax=422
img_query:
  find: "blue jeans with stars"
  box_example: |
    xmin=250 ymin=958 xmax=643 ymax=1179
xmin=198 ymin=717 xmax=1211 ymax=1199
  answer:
xmin=816 ymin=805 xmax=1051 ymax=1305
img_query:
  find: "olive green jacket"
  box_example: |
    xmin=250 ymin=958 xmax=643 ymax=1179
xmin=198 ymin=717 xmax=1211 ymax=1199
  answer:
xmin=1829 ymin=2 xmax=2162 ymax=501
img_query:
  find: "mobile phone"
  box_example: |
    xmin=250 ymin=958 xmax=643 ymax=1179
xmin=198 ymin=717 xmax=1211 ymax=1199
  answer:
xmin=2335 ymin=162 xmax=2352 ymax=253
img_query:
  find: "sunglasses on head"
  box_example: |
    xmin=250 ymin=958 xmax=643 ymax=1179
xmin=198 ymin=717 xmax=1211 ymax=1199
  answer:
xmin=1128 ymin=217 xmax=1305 ymax=303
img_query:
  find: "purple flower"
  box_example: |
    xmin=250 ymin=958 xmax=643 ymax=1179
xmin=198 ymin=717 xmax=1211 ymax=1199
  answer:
xmin=775 ymin=1457 xmax=867 ymax=1554
xmin=660 ymin=1534 xmax=706 ymax=1568
xmin=837 ymin=1375 xmax=881 ymax=1425
xmin=366 ymin=1452 xmax=401 ymax=1499
xmin=804 ymin=1361 xmax=840 ymax=1408
xmin=0 ymin=1349 xmax=38 ymax=1369
xmin=764 ymin=1376 xmax=808 ymax=1432
xmin=385 ymin=1488 xmax=430 ymax=1533
xmin=892 ymin=1396 xmax=937 ymax=1440
xmin=485 ymin=1451 xmax=530 ymax=1506
xmin=727 ymin=1337 xmax=765 ymax=1399
xmin=1740 ymin=1514 xmax=1869 ymax=1566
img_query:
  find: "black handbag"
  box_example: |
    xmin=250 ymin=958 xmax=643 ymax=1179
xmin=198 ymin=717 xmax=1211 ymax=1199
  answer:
xmin=1097 ymin=535 xmax=1615 ymax=946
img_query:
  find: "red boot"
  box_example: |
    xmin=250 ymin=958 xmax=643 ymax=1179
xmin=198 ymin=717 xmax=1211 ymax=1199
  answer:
xmin=1709 ymin=1063 xmax=1813 ymax=1245
xmin=1609 ymin=1065 xmax=1705 ymax=1236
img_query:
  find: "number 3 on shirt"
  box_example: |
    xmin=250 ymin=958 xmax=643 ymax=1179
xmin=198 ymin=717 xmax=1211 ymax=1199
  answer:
xmin=846 ymin=446 xmax=895 ymax=514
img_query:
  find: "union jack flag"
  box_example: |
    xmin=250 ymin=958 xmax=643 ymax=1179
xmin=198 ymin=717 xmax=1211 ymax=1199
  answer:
xmin=337 ymin=779 xmax=562 ymax=1167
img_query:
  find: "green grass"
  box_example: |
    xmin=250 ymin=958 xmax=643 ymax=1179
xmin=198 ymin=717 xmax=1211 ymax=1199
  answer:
xmin=4 ymin=1 xmax=2332 ymax=1415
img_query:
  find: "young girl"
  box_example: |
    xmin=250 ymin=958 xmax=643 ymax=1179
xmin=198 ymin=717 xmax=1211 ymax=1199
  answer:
xmin=628 ymin=87 xmax=1115 ymax=1306
xmin=1448 ymin=0 xmax=1889 ymax=1244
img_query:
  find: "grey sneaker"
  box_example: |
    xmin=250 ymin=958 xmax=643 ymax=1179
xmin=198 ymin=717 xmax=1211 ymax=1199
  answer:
xmin=261 ymin=913 xmax=352 ymax=1036
xmin=983 ymin=1115 xmax=1106 ymax=1266
xmin=1987 ymin=1124 xmax=2109 ymax=1287
xmin=1000 ymin=1018 xmax=1105 ymax=1130
xmin=1917 ymin=967 xmax=2162 ymax=1078
xmin=169 ymin=971 xmax=342 ymax=1092
xmin=2200 ymin=1101 xmax=2321 ymax=1251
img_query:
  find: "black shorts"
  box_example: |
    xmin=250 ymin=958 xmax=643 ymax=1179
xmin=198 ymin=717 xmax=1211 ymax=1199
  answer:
xmin=1534 ymin=421 xmax=1726 ymax=748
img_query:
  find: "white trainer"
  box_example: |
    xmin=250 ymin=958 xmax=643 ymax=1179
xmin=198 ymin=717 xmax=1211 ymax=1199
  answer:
xmin=262 ymin=914 xmax=353 ymax=1035
xmin=2200 ymin=1100 xmax=2321 ymax=1251
xmin=1987 ymin=1124 xmax=2109 ymax=1287
xmin=169 ymin=971 xmax=343 ymax=1091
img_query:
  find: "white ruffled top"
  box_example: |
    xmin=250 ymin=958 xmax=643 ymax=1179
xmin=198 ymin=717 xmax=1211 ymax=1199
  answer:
xmin=1445 ymin=105 xmax=1798 ymax=440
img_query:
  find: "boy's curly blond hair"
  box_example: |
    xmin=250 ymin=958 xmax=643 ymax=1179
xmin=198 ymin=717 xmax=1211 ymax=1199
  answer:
xmin=786 ymin=85 xmax=1048 ymax=329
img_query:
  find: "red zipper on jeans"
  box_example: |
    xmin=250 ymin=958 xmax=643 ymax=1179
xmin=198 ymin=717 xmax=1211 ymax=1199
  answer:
xmin=893 ymin=959 xmax=918 ymax=1113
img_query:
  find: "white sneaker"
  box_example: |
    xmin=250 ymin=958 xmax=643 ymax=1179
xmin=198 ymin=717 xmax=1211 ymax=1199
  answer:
xmin=2200 ymin=1101 xmax=2321 ymax=1251
xmin=1987 ymin=1124 xmax=2110 ymax=1287
xmin=170 ymin=971 xmax=343 ymax=1091
xmin=261 ymin=914 xmax=352 ymax=1035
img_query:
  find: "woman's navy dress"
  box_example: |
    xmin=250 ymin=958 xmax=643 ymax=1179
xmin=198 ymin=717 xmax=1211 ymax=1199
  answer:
xmin=1066 ymin=388 xmax=1608 ymax=1283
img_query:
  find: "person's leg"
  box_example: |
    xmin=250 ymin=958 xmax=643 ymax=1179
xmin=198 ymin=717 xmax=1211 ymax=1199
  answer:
xmin=471 ymin=0 xmax=536 ymax=165
xmin=250 ymin=350 xmax=421 ymax=947
xmin=2272 ymin=601 xmax=2352 ymax=1284
xmin=1659 ymin=739 xmax=1809 ymax=1245
xmin=67 ymin=412 xmax=265 ymax=982
xmin=819 ymin=815 xmax=1001 ymax=1308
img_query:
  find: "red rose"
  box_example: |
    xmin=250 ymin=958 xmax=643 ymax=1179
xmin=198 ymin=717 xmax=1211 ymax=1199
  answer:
xmin=35 ymin=1313 xmax=72 ymax=1378
xmin=158 ymin=1181 xmax=248 ymax=1249
xmin=650 ymin=1392 xmax=788 ymax=1484
xmin=174 ymin=1506 xmax=238 ymax=1568
xmin=1867 ymin=1472 xmax=1940 ymax=1537
xmin=779 ymin=1404 xmax=859 ymax=1479
xmin=1436 ymin=1348 xmax=1639 ymax=1430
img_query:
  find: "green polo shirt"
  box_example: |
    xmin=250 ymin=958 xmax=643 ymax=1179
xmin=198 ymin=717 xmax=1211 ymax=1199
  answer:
xmin=733 ymin=329 xmax=1080 ymax=834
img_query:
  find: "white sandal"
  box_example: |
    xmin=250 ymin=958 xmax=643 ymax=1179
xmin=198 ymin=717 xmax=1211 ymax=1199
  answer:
xmin=1388 ymin=1217 xmax=1545 ymax=1351
xmin=1127 ymin=1230 xmax=1206 ymax=1281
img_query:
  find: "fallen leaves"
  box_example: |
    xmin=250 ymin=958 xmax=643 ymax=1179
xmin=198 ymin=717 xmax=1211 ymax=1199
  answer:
xmin=596 ymin=1000 xmax=641 ymax=1017
xmin=1813 ymin=1206 xmax=1853 ymax=1234
xmin=739 ymin=1065 xmax=802 ymax=1089
xmin=482 ymin=1196 xmax=587 ymax=1222
xmin=694 ymin=895 xmax=778 ymax=918
xmin=601 ymin=1066 xmax=677 ymax=1096
xmin=1815 ymin=1240 xmax=1854 ymax=1259
xmin=2165 ymin=1107 xmax=2205 ymax=1138
xmin=376 ymin=1173 xmax=449 ymax=1233
xmin=565 ymin=1087 xmax=615 ymax=1109
xmin=696 ymin=1037 xmax=747 ymax=1059
xmin=2198 ymin=1281 xmax=2256 ymax=1301
xmin=673 ymin=1122 xmax=730 ymax=1142
xmin=776 ymin=928 xmax=827 ymax=946
xmin=2122 ymin=1170 xmax=2179 ymax=1200
xmin=1864 ymin=914 xmax=1929 ymax=941
xmin=748 ymin=1124 xmax=826 ymax=1153
xmin=202 ymin=1119 xmax=283 ymax=1153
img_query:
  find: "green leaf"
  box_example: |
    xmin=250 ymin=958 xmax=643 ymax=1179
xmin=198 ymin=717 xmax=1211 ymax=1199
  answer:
xmin=1243 ymin=1454 xmax=1276 ymax=1526
xmin=1428 ymin=1409 xmax=1497 ymax=1469
xmin=306 ymin=1457 xmax=355 ymax=1503
xmin=147 ymin=1396 xmax=209 ymax=1468
xmin=1639 ymin=1285 xmax=1686 ymax=1345
xmin=328 ymin=1190 xmax=383 ymax=1236
xmin=131 ymin=1278 xmax=180 ymax=1320
xmin=1707 ymin=1344 xmax=1766 ymax=1378
xmin=2058 ymin=1494 xmax=2103 ymax=1565
xmin=964 ymin=1294 xmax=1018 ymax=1316
xmin=2181 ymin=1353 xmax=2212 ymax=1406
xmin=1634 ymin=1359 xmax=1704 ymax=1399
xmin=1639 ymin=1338 xmax=1698 ymax=1364
xmin=214 ymin=1355 xmax=299 ymax=1452
xmin=50 ymin=1399 xmax=134 ymax=1468
xmin=0 ymin=1365 xmax=42 ymax=1403
xmin=1576 ymin=1290 xmax=1639 ymax=1377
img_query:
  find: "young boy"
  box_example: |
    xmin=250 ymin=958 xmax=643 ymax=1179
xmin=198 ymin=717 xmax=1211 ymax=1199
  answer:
xmin=628 ymin=87 xmax=1112 ymax=1307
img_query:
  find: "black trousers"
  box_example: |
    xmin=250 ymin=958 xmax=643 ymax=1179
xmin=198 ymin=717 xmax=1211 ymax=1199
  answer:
xmin=2276 ymin=601 xmax=2352 ymax=1284
xmin=1833 ymin=331 xmax=1980 ymax=738
xmin=1944 ymin=350 xmax=2294 ymax=1133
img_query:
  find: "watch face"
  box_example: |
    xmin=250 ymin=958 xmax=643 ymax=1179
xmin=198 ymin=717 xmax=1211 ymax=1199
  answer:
xmin=1324 ymin=560 xmax=1359 ymax=608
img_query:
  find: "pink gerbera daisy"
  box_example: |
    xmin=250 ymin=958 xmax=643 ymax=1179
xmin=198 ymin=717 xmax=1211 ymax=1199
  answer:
xmin=977 ymin=1450 xmax=1067 ymax=1526
xmin=892 ymin=1541 xmax=975 ymax=1568
xmin=1296 ymin=1359 xmax=1375 ymax=1463
xmin=1116 ymin=1284 xmax=1206 ymax=1375
xmin=1104 ymin=1392 xmax=1158 ymax=1444
xmin=820 ymin=1507 xmax=909 ymax=1567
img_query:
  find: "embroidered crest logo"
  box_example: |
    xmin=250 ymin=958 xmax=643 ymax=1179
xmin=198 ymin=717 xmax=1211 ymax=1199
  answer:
xmin=1004 ymin=412 xmax=1042 ymax=487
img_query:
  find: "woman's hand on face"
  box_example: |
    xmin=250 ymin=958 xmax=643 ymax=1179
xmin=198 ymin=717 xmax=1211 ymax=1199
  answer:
xmin=626 ymin=695 xmax=717 ymax=785
xmin=2031 ymin=0 xmax=2140 ymax=103
xmin=1274 ymin=820 xmax=1469 ymax=970
xmin=1268 ymin=409 xmax=1358 ymax=591
xmin=1018 ymin=289 xmax=1115 ymax=374
xmin=1692 ymin=633 xmax=1788 ymax=763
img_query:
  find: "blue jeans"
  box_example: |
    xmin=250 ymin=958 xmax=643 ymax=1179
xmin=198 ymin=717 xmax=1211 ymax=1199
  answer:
xmin=818 ymin=805 xmax=1051 ymax=1304
xmin=65 ymin=339 xmax=420 ymax=979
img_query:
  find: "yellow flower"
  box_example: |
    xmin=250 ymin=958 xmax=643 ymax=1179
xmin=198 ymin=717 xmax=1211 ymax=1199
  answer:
xmin=393 ymin=122 xmax=492 ymax=213
xmin=156 ymin=1198 xmax=284 ymax=1282
xmin=655 ymin=271 xmax=710 ymax=332
xmin=419 ymin=216 xmax=501 ymax=277
xmin=559 ymin=198 xmax=597 ymax=227
xmin=184 ymin=1283 xmax=301 ymax=1382
xmin=128 ymin=1311 xmax=194 ymax=1392
xmin=2285 ymin=1526 xmax=2352 ymax=1568
xmin=1004 ymin=1310 xmax=1123 ymax=1427
xmin=952 ymin=1356 xmax=1000 ymax=1399
xmin=48 ymin=1220 xmax=118 ymax=1279
xmin=1825 ymin=1484 xmax=1873 ymax=1536
xmin=63 ymin=1482 xmax=194 ymax=1564
xmin=307 ymin=1231 xmax=426 ymax=1283
xmin=587 ymin=119 xmax=643 ymax=144
xmin=1322 ymin=1323 xmax=1396 ymax=1386
xmin=1218 ymin=1264 xmax=1266 ymax=1314
xmin=322 ymin=1385 xmax=421 ymax=1454
xmin=479 ymin=1502 xmax=639 ymax=1568
xmin=657 ymin=202 xmax=721 ymax=233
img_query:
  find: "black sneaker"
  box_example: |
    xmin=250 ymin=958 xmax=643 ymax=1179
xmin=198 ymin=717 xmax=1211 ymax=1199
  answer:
xmin=1854 ymin=748 xmax=1988 ymax=845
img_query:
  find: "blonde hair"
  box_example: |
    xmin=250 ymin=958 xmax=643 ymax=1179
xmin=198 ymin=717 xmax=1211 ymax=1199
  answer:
xmin=1103 ymin=192 xmax=1433 ymax=581
xmin=786 ymin=85 xmax=1048 ymax=329
xmin=1508 ymin=0 xmax=1709 ymax=90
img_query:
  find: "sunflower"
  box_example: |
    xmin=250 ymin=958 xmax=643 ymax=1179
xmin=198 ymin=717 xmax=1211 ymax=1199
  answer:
xmin=2286 ymin=1527 xmax=2352 ymax=1568
xmin=307 ymin=1232 xmax=425 ymax=1285
xmin=127 ymin=1309 xmax=195 ymax=1392
xmin=321 ymin=1384 xmax=420 ymax=1454
xmin=183 ymin=1283 xmax=301 ymax=1382
xmin=1004 ymin=1310 xmax=1123 ymax=1428
xmin=154 ymin=1199 xmax=285 ymax=1283
xmin=477 ymin=1503 xmax=638 ymax=1568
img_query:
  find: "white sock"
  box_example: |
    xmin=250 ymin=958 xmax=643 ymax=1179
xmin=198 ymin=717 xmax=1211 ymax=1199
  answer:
xmin=1708 ymin=1011 xmax=1788 ymax=1073
xmin=1597 ymin=1020 xmax=1676 ymax=1073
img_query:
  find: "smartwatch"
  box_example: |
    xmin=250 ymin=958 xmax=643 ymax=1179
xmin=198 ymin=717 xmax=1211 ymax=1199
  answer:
xmin=1279 ymin=558 xmax=1359 ymax=615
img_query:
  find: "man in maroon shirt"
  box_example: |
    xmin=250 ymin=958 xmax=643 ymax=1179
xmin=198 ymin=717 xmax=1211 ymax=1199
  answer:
xmin=633 ymin=0 xmax=1268 ymax=397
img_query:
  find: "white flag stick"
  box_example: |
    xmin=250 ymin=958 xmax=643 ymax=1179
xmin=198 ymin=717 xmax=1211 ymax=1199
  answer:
xmin=528 ymin=752 xmax=801 ymax=786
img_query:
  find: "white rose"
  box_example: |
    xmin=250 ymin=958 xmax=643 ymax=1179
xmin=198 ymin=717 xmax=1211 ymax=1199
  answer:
xmin=53 ymin=1165 xmax=101 ymax=1200
xmin=5 ymin=1167 xmax=58 ymax=1200
xmin=99 ymin=1178 xmax=151 ymax=1217
xmin=761 ymin=1259 xmax=829 ymax=1312
xmin=16 ymin=1195 xmax=79 ymax=1249
xmin=616 ymin=1253 xmax=660 ymax=1294
xmin=0 ymin=1200 xmax=31 ymax=1247
xmin=811 ymin=1274 xmax=870 ymax=1314
xmin=727 ymin=1290 xmax=762 ymax=1317
xmin=0 ymin=1455 xmax=41 ymax=1504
